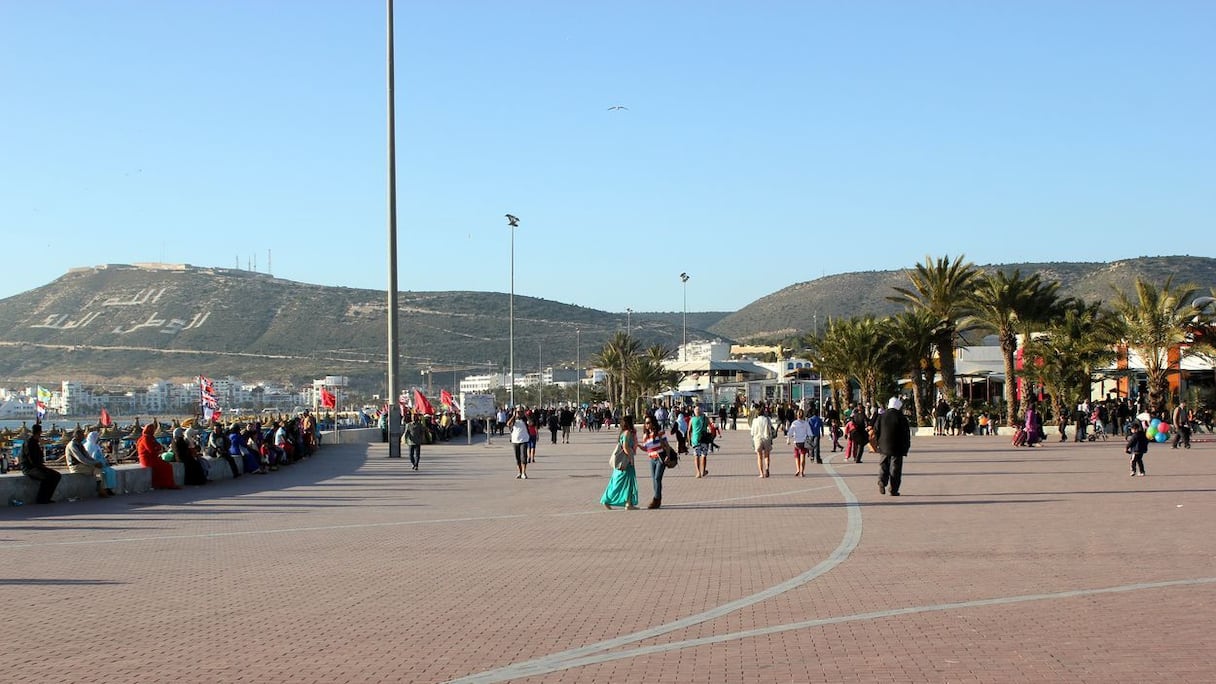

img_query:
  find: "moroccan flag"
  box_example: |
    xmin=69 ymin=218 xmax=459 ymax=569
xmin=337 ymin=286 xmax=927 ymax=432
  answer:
xmin=100 ymin=408 xmax=112 ymax=427
xmin=413 ymin=389 xmax=435 ymax=416
xmin=320 ymin=388 xmax=337 ymax=409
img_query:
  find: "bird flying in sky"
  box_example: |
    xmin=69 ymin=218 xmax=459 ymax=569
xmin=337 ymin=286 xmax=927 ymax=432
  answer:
xmin=607 ymin=105 xmax=628 ymax=111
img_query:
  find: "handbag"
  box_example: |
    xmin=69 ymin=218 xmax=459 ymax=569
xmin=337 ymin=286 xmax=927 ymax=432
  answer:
xmin=610 ymin=441 xmax=630 ymax=471
xmin=661 ymin=443 xmax=679 ymax=469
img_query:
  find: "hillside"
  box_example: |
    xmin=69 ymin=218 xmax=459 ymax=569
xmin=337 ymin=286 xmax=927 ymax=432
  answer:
xmin=0 ymin=264 xmax=706 ymax=388
xmin=709 ymin=256 xmax=1216 ymax=341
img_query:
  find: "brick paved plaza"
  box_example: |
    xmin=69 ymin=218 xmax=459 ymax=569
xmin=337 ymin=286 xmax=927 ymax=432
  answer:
xmin=2 ymin=427 xmax=1214 ymax=683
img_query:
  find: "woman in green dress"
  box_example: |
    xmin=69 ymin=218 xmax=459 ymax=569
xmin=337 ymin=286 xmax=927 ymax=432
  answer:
xmin=601 ymin=415 xmax=639 ymax=510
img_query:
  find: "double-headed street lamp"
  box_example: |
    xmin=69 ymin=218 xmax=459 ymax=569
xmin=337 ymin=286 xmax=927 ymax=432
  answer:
xmin=506 ymin=214 xmax=519 ymax=407
xmin=680 ymin=272 xmax=690 ymax=361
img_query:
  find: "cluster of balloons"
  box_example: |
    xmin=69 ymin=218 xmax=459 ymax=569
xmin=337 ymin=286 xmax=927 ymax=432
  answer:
xmin=1146 ymin=418 xmax=1172 ymax=443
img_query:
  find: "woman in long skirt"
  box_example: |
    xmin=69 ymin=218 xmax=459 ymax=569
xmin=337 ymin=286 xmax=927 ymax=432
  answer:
xmin=601 ymin=416 xmax=639 ymax=510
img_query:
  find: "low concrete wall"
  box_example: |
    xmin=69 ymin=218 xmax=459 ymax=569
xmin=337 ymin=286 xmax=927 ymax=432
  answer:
xmin=2 ymin=454 xmax=258 ymax=505
xmin=1 ymin=472 xmax=99 ymax=503
xmin=322 ymin=427 xmax=382 ymax=444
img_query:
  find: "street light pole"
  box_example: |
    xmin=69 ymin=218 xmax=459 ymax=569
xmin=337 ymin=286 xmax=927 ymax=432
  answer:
xmin=538 ymin=342 xmax=542 ymax=408
xmin=680 ymin=272 xmax=690 ymax=361
xmin=576 ymin=328 xmax=581 ymax=408
xmin=505 ymin=214 xmax=519 ymax=407
xmin=385 ymin=0 xmax=402 ymax=458
xmin=626 ymin=308 xmax=632 ymax=337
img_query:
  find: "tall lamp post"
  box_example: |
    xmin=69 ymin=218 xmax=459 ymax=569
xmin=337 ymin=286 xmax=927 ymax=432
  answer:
xmin=385 ymin=0 xmax=402 ymax=458
xmin=680 ymin=272 xmax=690 ymax=361
xmin=576 ymin=328 xmax=581 ymax=409
xmin=626 ymin=308 xmax=632 ymax=337
xmin=506 ymin=214 xmax=519 ymax=407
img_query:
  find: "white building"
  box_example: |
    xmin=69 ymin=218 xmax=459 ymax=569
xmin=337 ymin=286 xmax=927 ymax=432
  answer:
xmin=460 ymin=373 xmax=505 ymax=393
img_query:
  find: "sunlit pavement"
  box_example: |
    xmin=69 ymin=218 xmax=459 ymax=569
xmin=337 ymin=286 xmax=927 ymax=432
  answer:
xmin=2 ymin=428 xmax=1213 ymax=683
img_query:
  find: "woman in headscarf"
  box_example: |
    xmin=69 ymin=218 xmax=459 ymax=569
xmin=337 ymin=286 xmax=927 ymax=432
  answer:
xmin=66 ymin=428 xmax=108 ymax=498
xmin=84 ymin=429 xmax=118 ymax=496
xmin=172 ymin=427 xmax=207 ymax=486
xmin=137 ymin=422 xmax=179 ymax=489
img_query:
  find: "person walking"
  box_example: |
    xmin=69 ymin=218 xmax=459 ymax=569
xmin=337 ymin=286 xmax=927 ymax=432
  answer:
xmin=786 ymin=409 xmax=811 ymax=477
xmin=1171 ymin=401 xmax=1192 ymax=449
xmin=807 ymin=407 xmax=824 ymax=464
xmin=20 ymin=423 xmax=61 ymax=504
xmin=507 ymin=407 xmax=530 ymax=479
xmin=847 ymin=410 xmax=869 ymax=463
xmin=688 ymin=405 xmax=711 ymax=478
xmin=601 ymin=416 xmax=639 ymax=510
xmin=1127 ymin=420 xmax=1149 ymax=475
xmin=404 ymin=413 xmax=426 ymax=470
xmin=875 ymin=396 xmax=911 ymax=496
xmin=750 ymin=407 xmax=775 ymax=478
xmin=640 ymin=415 xmax=669 ymax=509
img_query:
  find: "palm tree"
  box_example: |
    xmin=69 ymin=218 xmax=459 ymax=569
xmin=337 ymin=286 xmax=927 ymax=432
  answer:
xmin=1111 ymin=277 xmax=1201 ymax=413
xmin=966 ymin=269 xmax=1063 ymax=428
xmin=885 ymin=309 xmax=940 ymax=426
xmin=805 ymin=325 xmax=851 ymax=410
xmin=629 ymin=344 xmax=677 ymax=414
xmin=593 ymin=332 xmax=642 ymax=413
xmin=1020 ymin=301 xmax=1122 ymax=421
xmin=889 ymin=255 xmax=980 ymax=401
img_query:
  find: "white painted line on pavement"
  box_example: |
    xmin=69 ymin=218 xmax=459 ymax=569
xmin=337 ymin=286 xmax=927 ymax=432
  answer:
xmin=449 ymin=457 xmax=864 ymax=684
xmin=465 ymin=576 xmax=1216 ymax=680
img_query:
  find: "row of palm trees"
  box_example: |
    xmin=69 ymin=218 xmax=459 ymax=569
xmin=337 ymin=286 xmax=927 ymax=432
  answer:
xmin=805 ymin=255 xmax=1213 ymax=427
xmin=590 ymin=332 xmax=678 ymax=415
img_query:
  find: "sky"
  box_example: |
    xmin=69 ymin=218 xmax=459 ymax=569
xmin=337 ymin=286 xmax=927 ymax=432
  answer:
xmin=2 ymin=1 xmax=1213 ymax=315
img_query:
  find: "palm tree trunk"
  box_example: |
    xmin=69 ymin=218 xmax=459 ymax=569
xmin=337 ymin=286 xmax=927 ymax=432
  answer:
xmin=938 ymin=332 xmax=958 ymax=400
xmin=1001 ymin=332 xmax=1019 ymax=429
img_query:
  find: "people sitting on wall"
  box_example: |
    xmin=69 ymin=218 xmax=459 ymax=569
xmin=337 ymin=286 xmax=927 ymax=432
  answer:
xmin=21 ymin=423 xmax=61 ymax=504
xmin=172 ymin=427 xmax=207 ymax=486
xmin=84 ymin=429 xmax=118 ymax=496
xmin=137 ymin=422 xmax=179 ymax=490
xmin=66 ymin=428 xmax=110 ymax=498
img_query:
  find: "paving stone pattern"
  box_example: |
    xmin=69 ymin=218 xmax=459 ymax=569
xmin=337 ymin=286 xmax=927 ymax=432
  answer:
xmin=1 ymin=427 xmax=1213 ymax=683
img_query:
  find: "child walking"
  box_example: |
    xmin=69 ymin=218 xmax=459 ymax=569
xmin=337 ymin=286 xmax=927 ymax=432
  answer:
xmin=1126 ymin=420 xmax=1148 ymax=476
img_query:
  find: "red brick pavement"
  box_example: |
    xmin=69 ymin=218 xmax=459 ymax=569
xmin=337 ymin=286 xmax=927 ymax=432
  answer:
xmin=1 ymin=428 xmax=1213 ymax=683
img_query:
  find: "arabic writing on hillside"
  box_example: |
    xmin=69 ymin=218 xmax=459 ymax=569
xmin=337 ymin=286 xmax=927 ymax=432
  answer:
xmin=29 ymin=286 xmax=212 ymax=335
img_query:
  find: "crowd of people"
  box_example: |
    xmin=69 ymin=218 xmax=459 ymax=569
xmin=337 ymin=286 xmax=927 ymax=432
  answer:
xmin=13 ymin=413 xmax=320 ymax=504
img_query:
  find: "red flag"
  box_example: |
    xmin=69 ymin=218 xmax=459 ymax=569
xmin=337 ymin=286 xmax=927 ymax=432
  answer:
xmin=320 ymin=388 xmax=337 ymax=409
xmin=413 ymin=389 xmax=435 ymax=415
xmin=100 ymin=408 xmax=112 ymax=427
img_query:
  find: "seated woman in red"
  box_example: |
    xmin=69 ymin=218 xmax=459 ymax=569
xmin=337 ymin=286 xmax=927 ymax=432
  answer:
xmin=136 ymin=423 xmax=180 ymax=489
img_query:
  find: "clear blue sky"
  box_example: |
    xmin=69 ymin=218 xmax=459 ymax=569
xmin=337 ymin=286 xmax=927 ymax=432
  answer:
xmin=3 ymin=1 xmax=1213 ymax=314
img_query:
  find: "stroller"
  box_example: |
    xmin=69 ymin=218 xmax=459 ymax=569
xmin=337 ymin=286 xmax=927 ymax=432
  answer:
xmin=1087 ymin=418 xmax=1108 ymax=441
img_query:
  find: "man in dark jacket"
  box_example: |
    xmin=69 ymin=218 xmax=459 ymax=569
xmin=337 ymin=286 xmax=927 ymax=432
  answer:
xmin=874 ymin=397 xmax=911 ymax=497
xmin=21 ymin=423 xmax=61 ymax=504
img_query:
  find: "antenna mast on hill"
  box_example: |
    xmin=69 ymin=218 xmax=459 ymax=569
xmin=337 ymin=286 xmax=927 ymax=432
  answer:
xmin=268 ymin=249 xmax=272 ymax=276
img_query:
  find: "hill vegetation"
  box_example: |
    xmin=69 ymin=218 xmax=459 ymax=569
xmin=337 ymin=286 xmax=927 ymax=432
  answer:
xmin=709 ymin=256 xmax=1216 ymax=342
xmin=2 ymin=256 xmax=1210 ymax=390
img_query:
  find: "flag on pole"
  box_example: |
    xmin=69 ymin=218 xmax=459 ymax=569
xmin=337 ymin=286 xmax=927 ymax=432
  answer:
xmin=320 ymin=388 xmax=337 ymax=409
xmin=440 ymin=389 xmax=461 ymax=416
xmin=35 ymin=385 xmax=51 ymax=419
xmin=199 ymin=375 xmax=220 ymax=422
xmin=413 ymin=389 xmax=435 ymax=416
xmin=100 ymin=408 xmax=112 ymax=427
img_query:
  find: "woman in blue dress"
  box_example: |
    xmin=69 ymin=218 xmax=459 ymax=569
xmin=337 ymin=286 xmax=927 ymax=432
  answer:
xmin=601 ymin=415 xmax=639 ymax=510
